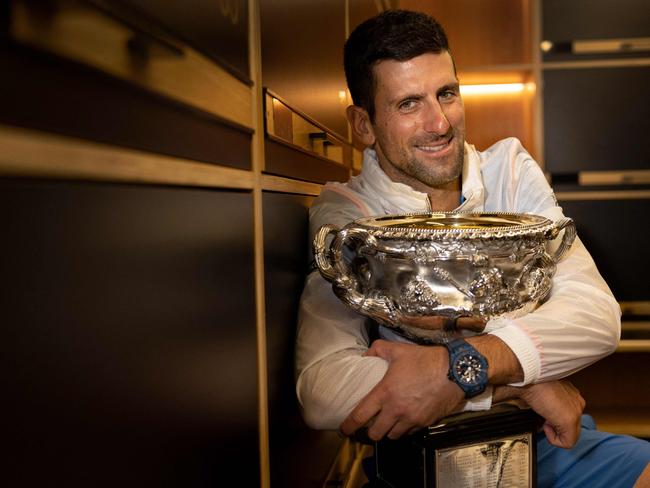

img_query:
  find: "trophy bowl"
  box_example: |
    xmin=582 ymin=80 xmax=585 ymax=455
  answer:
xmin=313 ymin=212 xmax=576 ymax=343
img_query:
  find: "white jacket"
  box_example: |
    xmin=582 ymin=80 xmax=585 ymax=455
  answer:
xmin=296 ymin=138 xmax=620 ymax=430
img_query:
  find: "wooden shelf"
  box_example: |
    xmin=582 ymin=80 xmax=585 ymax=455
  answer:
xmin=585 ymin=408 xmax=650 ymax=439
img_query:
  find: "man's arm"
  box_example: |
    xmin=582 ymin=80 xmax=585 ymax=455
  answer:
xmin=484 ymin=144 xmax=621 ymax=385
xmin=339 ymin=340 xmax=462 ymax=440
xmin=295 ymin=271 xmax=388 ymax=430
xmin=340 ymin=337 xmax=584 ymax=448
xmin=339 ymin=334 xmax=524 ymax=441
xmin=493 ymin=381 xmax=585 ymax=449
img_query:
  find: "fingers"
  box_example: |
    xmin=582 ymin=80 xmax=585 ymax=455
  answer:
xmin=456 ymin=316 xmax=487 ymax=332
xmin=542 ymin=416 xmax=581 ymax=449
xmin=340 ymin=391 xmax=383 ymax=436
xmin=364 ymin=339 xmax=401 ymax=361
xmin=401 ymin=315 xmax=446 ymax=330
xmin=401 ymin=315 xmax=486 ymax=333
xmin=386 ymin=419 xmax=418 ymax=440
xmin=543 ymin=422 xmax=575 ymax=449
xmin=367 ymin=411 xmax=399 ymax=441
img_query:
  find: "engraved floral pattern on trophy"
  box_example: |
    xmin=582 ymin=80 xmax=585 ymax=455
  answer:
xmin=313 ymin=213 xmax=576 ymax=344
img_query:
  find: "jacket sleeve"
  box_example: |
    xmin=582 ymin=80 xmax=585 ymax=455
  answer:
xmin=295 ymin=271 xmax=389 ymax=430
xmin=295 ymin=191 xmax=389 ymax=429
xmin=486 ymin=150 xmax=621 ymax=385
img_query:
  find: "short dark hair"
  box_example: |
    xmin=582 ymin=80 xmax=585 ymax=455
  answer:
xmin=344 ymin=10 xmax=451 ymax=120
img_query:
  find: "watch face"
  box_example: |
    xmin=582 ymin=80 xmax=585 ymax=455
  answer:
xmin=453 ymin=354 xmax=485 ymax=385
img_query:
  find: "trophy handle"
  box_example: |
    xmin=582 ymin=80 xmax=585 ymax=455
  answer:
xmin=313 ymin=224 xmax=341 ymax=281
xmin=551 ymin=218 xmax=577 ymax=262
xmin=329 ymin=227 xmax=378 ymax=310
xmin=314 ymin=224 xmax=379 ymax=310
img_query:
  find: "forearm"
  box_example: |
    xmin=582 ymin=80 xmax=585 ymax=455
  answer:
xmin=297 ymin=351 xmax=388 ymax=429
xmin=296 ymin=272 xmax=388 ymax=429
xmin=465 ymin=334 xmax=524 ymax=385
xmin=492 ymin=384 xmax=526 ymax=404
xmin=483 ymin=237 xmax=620 ymax=385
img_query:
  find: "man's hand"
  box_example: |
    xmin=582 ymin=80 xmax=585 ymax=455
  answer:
xmin=339 ymin=339 xmax=465 ymax=441
xmin=521 ymin=380 xmax=585 ymax=449
xmin=496 ymin=380 xmax=585 ymax=449
xmin=401 ymin=315 xmax=487 ymax=333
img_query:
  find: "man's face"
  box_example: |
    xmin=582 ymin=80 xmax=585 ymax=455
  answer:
xmin=368 ymin=52 xmax=465 ymax=189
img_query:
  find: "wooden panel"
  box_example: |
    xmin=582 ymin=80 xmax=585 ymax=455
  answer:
xmin=570 ymin=352 xmax=650 ymax=437
xmin=348 ymin=0 xmax=383 ymax=32
xmin=463 ymin=88 xmax=535 ymax=158
xmin=557 ymin=197 xmax=650 ymax=302
xmin=119 ymin=0 xmax=250 ymax=81
xmin=543 ymin=0 xmax=649 ymax=42
xmin=265 ymin=137 xmax=350 ymax=184
xmin=2 ymin=178 xmax=259 ymax=487
xmin=260 ymin=0 xmax=349 ymax=138
xmin=401 ymin=0 xmax=532 ymax=68
xmin=263 ymin=191 xmax=343 ymax=487
xmin=0 ymin=125 xmax=255 ymax=189
xmin=265 ymin=91 xmax=353 ymax=167
xmin=543 ymin=66 xmax=650 ymax=173
xmin=10 ymin=0 xmax=253 ymax=128
xmin=0 ymin=42 xmax=252 ymax=170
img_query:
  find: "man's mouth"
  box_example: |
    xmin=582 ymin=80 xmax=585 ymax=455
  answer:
xmin=415 ymin=136 xmax=453 ymax=153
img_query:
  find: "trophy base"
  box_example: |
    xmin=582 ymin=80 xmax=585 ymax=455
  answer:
xmin=373 ymin=404 xmax=543 ymax=487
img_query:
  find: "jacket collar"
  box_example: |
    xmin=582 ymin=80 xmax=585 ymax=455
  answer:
xmin=359 ymin=143 xmax=485 ymax=213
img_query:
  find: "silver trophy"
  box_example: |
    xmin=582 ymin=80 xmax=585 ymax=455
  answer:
xmin=314 ymin=212 xmax=576 ymax=343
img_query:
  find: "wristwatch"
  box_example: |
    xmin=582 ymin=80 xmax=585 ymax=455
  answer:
xmin=443 ymin=338 xmax=489 ymax=398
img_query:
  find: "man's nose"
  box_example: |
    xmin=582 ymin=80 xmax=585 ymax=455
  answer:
xmin=423 ymin=102 xmax=451 ymax=135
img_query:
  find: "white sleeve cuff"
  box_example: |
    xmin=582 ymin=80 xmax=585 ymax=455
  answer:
xmin=462 ymin=385 xmax=493 ymax=411
xmin=487 ymin=319 xmax=541 ymax=386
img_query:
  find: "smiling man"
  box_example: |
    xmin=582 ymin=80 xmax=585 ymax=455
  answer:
xmin=296 ymin=9 xmax=650 ymax=488
xmin=350 ymin=51 xmax=465 ymax=203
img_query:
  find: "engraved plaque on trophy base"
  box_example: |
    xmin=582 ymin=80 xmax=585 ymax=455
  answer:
xmin=374 ymin=404 xmax=543 ymax=487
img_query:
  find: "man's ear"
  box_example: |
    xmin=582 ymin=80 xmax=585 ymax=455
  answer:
xmin=346 ymin=105 xmax=376 ymax=146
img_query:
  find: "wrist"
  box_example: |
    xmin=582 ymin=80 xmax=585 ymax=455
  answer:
xmin=465 ymin=334 xmax=524 ymax=385
xmin=492 ymin=385 xmax=524 ymax=403
xmin=442 ymin=338 xmax=489 ymax=398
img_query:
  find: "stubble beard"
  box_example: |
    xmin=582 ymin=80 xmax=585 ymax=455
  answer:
xmin=404 ymin=132 xmax=465 ymax=188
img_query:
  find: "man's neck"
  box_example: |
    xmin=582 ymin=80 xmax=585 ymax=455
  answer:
xmin=426 ymin=181 xmax=462 ymax=212
xmin=376 ymin=158 xmax=462 ymax=211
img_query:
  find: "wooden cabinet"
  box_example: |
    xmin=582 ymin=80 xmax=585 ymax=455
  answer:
xmin=2 ymin=179 xmax=259 ymax=487
xmin=400 ymin=0 xmax=538 ymax=159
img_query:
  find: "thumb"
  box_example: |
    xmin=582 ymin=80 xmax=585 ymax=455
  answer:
xmin=542 ymin=422 xmax=565 ymax=448
xmin=364 ymin=339 xmax=396 ymax=361
xmin=543 ymin=422 xmax=575 ymax=449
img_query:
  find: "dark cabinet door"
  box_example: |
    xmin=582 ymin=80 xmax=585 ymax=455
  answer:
xmin=2 ymin=178 xmax=259 ymax=487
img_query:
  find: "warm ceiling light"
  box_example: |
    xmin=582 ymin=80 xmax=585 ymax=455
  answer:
xmin=540 ymin=40 xmax=554 ymax=52
xmin=460 ymin=83 xmax=535 ymax=95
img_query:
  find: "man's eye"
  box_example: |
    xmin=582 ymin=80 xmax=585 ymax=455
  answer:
xmin=439 ymin=90 xmax=457 ymax=100
xmin=399 ymin=100 xmax=417 ymax=110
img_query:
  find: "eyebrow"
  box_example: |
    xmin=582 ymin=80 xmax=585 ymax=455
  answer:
xmin=437 ymin=82 xmax=460 ymax=96
xmin=390 ymin=82 xmax=461 ymax=106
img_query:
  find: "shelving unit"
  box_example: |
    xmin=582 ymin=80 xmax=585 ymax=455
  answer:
xmin=400 ymin=0 xmax=650 ymax=440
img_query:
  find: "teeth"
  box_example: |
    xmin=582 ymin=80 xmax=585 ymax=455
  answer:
xmin=417 ymin=141 xmax=448 ymax=152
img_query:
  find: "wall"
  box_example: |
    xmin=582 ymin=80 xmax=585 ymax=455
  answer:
xmin=0 ymin=0 xmax=381 ymax=486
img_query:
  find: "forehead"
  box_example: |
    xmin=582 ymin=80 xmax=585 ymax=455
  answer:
xmin=372 ymin=52 xmax=457 ymax=100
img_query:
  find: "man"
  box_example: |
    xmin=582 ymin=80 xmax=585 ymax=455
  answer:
xmin=296 ymin=9 xmax=650 ymax=487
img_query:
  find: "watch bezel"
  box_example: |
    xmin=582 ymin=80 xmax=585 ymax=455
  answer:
xmin=445 ymin=339 xmax=489 ymax=398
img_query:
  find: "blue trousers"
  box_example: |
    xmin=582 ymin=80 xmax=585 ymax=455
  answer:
xmin=537 ymin=415 xmax=650 ymax=488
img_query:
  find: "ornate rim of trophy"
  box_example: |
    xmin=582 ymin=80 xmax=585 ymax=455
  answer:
xmin=314 ymin=212 xmax=577 ymax=343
